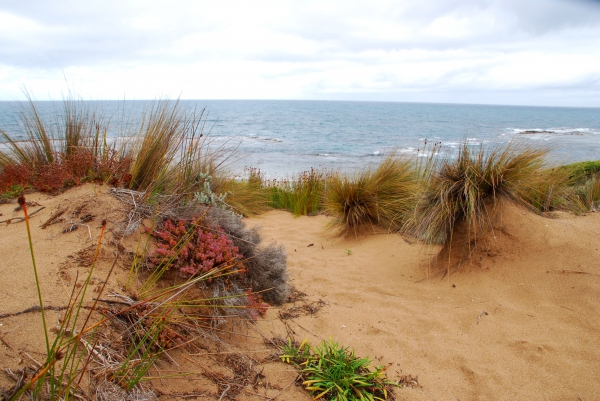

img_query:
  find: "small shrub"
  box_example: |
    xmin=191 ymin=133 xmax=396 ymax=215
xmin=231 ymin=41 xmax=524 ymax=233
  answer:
xmin=202 ymin=206 xmax=290 ymax=305
xmin=149 ymin=217 xmax=243 ymax=278
xmin=0 ymin=163 xmax=33 ymax=193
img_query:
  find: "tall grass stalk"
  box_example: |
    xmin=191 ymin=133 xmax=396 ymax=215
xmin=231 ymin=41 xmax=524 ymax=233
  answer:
xmin=18 ymin=196 xmax=50 ymax=354
xmin=13 ymin=199 xmax=110 ymax=400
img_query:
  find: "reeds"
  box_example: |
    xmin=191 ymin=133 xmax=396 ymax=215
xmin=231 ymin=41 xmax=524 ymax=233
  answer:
xmin=267 ymin=168 xmax=329 ymax=216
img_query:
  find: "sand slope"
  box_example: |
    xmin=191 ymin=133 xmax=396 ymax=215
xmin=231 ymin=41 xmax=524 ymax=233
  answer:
xmin=1 ymin=186 xmax=599 ymax=400
xmin=249 ymin=205 xmax=600 ymax=400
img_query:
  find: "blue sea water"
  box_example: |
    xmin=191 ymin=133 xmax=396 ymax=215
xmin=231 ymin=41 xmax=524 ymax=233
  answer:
xmin=0 ymin=100 xmax=599 ymax=178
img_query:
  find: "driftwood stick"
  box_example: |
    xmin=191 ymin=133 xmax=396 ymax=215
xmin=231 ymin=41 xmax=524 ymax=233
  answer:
xmin=0 ymin=207 xmax=45 ymax=225
xmin=41 ymin=207 xmax=68 ymax=229
xmin=0 ymin=305 xmax=93 ymax=319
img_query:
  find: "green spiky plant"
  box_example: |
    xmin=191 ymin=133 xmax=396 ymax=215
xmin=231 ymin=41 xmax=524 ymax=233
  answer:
xmin=324 ymin=156 xmax=419 ymax=236
xmin=280 ymin=338 xmax=400 ymax=401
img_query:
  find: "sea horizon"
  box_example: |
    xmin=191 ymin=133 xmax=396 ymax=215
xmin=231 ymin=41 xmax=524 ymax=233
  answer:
xmin=1 ymin=99 xmax=599 ymax=178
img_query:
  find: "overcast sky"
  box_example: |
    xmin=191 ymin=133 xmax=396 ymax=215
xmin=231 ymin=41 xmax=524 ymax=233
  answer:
xmin=0 ymin=0 xmax=599 ymax=106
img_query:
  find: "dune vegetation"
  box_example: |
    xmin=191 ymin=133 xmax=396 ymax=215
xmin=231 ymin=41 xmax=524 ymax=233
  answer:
xmin=1 ymin=95 xmax=599 ymax=400
xmin=2 ymin=96 xmax=599 ymax=237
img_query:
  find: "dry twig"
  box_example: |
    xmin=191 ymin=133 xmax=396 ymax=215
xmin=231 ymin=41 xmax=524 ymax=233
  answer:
xmin=547 ymin=269 xmax=600 ymax=277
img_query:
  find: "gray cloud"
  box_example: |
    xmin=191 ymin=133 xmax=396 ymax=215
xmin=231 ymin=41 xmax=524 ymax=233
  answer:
xmin=2 ymin=0 xmax=599 ymax=67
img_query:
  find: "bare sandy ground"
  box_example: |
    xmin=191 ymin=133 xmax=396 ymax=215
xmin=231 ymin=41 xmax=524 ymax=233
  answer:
xmin=1 ymin=184 xmax=599 ymax=400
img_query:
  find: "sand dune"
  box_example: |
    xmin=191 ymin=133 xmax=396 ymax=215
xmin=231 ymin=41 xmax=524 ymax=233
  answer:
xmin=1 ymin=185 xmax=599 ymax=400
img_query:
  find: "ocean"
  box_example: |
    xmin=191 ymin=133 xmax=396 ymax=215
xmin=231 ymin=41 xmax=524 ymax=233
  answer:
xmin=1 ymin=100 xmax=599 ymax=178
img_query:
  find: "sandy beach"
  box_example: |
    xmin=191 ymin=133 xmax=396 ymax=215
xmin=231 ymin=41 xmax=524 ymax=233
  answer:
xmin=1 ymin=184 xmax=599 ymax=400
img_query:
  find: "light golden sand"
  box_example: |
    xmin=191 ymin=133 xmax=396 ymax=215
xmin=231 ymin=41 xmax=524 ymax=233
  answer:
xmin=1 ymin=184 xmax=599 ymax=400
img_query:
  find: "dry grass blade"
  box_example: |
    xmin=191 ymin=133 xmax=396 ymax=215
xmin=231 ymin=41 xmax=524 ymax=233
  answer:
xmin=127 ymin=99 xmax=188 ymax=191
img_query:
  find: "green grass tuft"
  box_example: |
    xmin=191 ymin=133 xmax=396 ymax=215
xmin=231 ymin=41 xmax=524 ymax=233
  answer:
xmin=267 ymin=168 xmax=328 ymax=216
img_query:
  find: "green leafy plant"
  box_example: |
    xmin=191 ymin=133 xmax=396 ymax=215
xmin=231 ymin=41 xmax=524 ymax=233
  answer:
xmin=281 ymin=338 xmax=400 ymax=401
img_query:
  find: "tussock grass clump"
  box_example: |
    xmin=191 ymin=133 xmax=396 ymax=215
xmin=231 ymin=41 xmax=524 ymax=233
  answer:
xmin=324 ymin=156 xmax=419 ymax=237
xmin=0 ymin=92 xmax=106 ymax=168
xmin=0 ymin=93 xmax=131 ymax=194
xmin=405 ymin=141 xmax=551 ymax=245
xmin=212 ymin=169 xmax=271 ymax=217
xmin=126 ymin=99 xmax=190 ymax=191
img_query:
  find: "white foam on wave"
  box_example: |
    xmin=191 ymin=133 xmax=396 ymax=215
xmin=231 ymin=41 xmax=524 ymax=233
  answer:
xmin=511 ymin=127 xmax=599 ymax=136
xmin=244 ymin=134 xmax=283 ymax=143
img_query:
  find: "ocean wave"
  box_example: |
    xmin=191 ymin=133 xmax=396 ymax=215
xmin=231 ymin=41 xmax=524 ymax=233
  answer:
xmin=245 ymin=134 xmax=282 ymax=142
xmin=360 ymin=150 xmax=384 ymax=157
xmin=511 ymin=127 xmax=598 ymax=136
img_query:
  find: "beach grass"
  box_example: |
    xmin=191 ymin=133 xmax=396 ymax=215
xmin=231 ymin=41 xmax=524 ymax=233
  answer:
xmin=324 ymin=156 xmax=419 ymax=236
xmin=1 ymin=97 xmax=598 ymax=235
xmin=266 ymin=168 xmax=329 ymax=216
xmin=404 ymin=141 xmax=551 ymax=245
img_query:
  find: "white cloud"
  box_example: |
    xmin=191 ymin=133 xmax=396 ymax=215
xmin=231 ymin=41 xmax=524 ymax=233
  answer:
xmin=0 ymin=0 xmax=599 ymax=106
